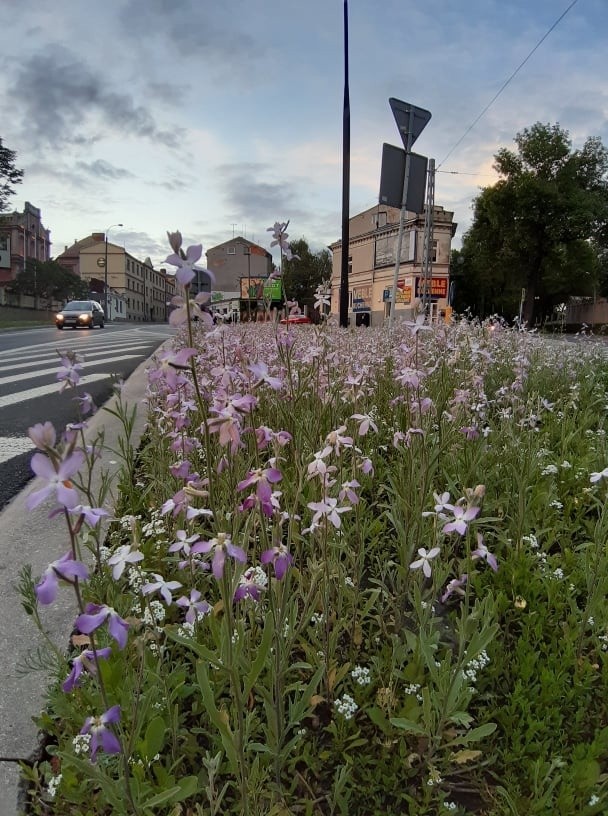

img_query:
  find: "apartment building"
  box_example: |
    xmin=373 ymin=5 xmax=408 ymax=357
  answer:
xmin=0 ymin=202 xmax=51 ymax=304
xmin=329 ymin=204 xmax=456 ymax=326
xmin=56 ymin=234 xmax=175 ymax=322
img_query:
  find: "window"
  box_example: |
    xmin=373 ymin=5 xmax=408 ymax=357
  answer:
xmin=227 ymin=247 xmax=236 ymax=255
xmin=127 ymin=259 xmax=131 ymax=271
xmin=432 ymin=240 xmax=438 ymax=263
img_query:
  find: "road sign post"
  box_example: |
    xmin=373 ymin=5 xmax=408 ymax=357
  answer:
xmin=386 ymin=99 xmax=431 ymax=328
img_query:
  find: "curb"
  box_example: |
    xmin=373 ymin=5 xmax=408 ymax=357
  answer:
xmin=0 ymin=345 xmax=164 ymax=816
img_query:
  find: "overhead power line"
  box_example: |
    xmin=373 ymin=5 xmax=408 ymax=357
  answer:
xmin=437 ymin=0 xmax=579 ymax=168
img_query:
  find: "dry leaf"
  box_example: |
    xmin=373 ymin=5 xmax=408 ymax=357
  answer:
xmin=451 ymin=749 xmax=482 ymax=765
xmin=70 ymin=634 xmax=90 ymax=647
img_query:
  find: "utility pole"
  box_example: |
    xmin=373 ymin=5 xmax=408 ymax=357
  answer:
xmin=339 ymin=0 xmax=350 ymax=328
xmin=420 ymin=159 xmax=436 ymax=318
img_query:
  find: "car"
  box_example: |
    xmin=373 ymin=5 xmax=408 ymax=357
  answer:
xmin=55 ymin=300 xmax=105 ymax=330
xmin=279 ymin=314 xmax=312 ymax=325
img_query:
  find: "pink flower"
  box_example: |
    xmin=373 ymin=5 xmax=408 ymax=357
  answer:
xmin=351 ymin=413 xmax=378 ymax=436
xmin=471 ymin=534 xmax=498 ymax=571
xmin=28 ymin=422 xmax=56 ymax=450
xmin=191 ymin=533 xmax=246 ymax=580
xmin=307 ymin=497 xmax=351 ymax=529
xmin=35 ymin=552 xmax=89 ymax=605
xmin=260 ymin=543 xmax=293 ymax=580
xmin=442 ymin=504 xmax=480 ymax=536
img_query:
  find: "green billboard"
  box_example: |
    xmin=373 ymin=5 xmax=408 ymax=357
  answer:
xmin=263 ymin=279 xmax=282 ymax=300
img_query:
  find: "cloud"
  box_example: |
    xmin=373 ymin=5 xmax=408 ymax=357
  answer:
xmin=74 ymin=160 xmax=134 ymax=181
xmin=215 ymin=162 xmax=298 ymax=218
xmin=10 ymin=47 xmax=180 ymax=149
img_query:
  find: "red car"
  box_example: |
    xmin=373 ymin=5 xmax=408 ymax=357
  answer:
xmin=279 ymin=314 xmax=312 ymax=325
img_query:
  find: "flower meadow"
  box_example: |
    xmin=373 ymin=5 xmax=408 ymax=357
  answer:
xmin=19 ymin=238 xmax=608 ymax=816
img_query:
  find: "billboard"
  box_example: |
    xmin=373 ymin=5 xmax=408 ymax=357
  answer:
xmin=0 ymin=234 xmax=10 ymax=269
xmin=240 ymin=277 xmax=266 ymax=299
xmin=263 ymin=279 xmax=282 ymax=300
xmin=415 ymin=277 xmax=448 ymax=299
xmin=374 ymin=230 xmax=415 ymax=267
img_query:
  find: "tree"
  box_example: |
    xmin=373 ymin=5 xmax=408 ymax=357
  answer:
xmin=460 ymin=123 xmax=608 ymax=324
xmin=0 ymin=137 xmax=24 ymax=213
xmin=281 ymin=238 xmax=331 ymax=314
xmin=9 ymin=259 xmax=89 ymax=307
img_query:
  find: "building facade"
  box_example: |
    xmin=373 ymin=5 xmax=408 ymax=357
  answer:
xmin=329 ymin=204 xmax=456 ymax=326
xmin=0 ymin=202 xmax=52 ymax=304
xmin=206 ymin=236 xmax=273 ymax=320
xmin=56 ymin=234 xmax=175 ymax=322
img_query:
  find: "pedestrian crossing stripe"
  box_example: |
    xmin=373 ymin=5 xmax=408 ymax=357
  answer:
xmin=0 ymin=372 xmax=110 ymax=409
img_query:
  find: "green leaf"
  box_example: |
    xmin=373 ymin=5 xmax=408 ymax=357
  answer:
xmin=389 ymin=717 xmax=427 ymax=736
xmin=366 ymin=706 xmax=392 ymax=735
xmin=195 ymin=660 xmax=239 ymax=775
xmin=244 ymin=611 xmax=274 ymax=696
xmin=174 ymin=775 xmax=200 ymax=800
xmin=142 ymin=786 xmax=182 ymax=809
xmin=445 ymin=722 xmax=497 ymax=747
xmin=144 ymin=716 xmax=166 ymax=760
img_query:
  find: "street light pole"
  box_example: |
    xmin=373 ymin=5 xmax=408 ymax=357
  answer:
xmin=244 ymin=247 xmax=252 ymax=321
xmin=104 ymin=223 xmax=123 ymax=319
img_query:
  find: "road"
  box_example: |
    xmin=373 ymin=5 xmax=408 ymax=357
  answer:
xmin=0 ymin=323 xmax=174 ymax=510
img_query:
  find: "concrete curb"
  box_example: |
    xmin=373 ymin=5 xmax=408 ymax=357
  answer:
xmin=0 ymin=349 xmax=158 ymax=816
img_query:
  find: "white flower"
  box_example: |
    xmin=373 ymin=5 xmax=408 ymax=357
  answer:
xmin=47 ymin=773 xmax=62 ymax=799
xmin=410 ymin=547 xmax=441 ymax=578
xmin=590 ymin=467 xmax=608 ymax=483
xmin=107 ymin=544 xmax=144 ymax=580
xmin=351 ymin=665 xmax=371 ymax=686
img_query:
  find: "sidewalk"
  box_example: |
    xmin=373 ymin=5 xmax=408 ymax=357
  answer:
xmin=0 ymin=355 xmax=153 ymax=816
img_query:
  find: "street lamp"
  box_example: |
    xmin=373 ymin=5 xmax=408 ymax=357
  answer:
xmin=244 ymin=247 xmax=252 ymax=321
xmin=104 ymin=223 xmax=123 ymax=319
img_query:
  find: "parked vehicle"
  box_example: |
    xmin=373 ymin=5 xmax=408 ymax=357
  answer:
xmin=279 ymin=314 xmax=312 ymax=325
xmin=55 ymin=300 xmax=105 ymax=330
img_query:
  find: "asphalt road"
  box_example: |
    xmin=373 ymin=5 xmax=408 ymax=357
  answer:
xmin=0 ymin=322 xmax=174 ymax=510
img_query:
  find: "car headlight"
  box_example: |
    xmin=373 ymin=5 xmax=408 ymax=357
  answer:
xmin=79 ymin=313 xmax=91 ymax=321
xmin=56 ymin=314 xmax=64 ymax=321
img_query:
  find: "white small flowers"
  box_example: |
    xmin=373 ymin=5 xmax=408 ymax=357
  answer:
xmin=351 ymin=665 xmax=371 ymax=686
xmin=541 ymin=464 xmax=559 ymax=476
xmin=588 ymin=793 xmax=600 ymax=806
xmin=334 ymin=693 xmax=358 ymax=720
xmin=72 ymin=733 xmax=92 ymax=756
xmin=47 ymin=774 xmax=62 ymax=798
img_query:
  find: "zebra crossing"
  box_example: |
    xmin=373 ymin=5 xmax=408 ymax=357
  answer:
xmin=0 ymin=326 xmax=172 ymax=475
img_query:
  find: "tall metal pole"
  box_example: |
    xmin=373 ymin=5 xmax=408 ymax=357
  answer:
xmin=104 ymin=223 xmax=123 ymax=319
xmin=420 ymin=158 xmax=436 ymax=318
xmin=339 ymin=0 xmax=350 ymax=328
xmin=388 ymin=108 xmax=414 ymax=328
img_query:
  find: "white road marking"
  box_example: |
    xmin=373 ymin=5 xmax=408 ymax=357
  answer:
xmin=0 ymin=354 xmax=140 ymax=388
xmin=0 ymin=345 xmax=151 ymax=373
xmin=0 ymin=437 xmax=34 ymax=464
xmin=0 ymin=372 xmax=110 ymax=409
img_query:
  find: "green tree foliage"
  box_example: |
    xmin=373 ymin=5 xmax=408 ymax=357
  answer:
xmin=282 ymin=238 xmax=331 ymax=313
xmin=0 ymin=137 xmax=24 ymax=213
xmin=10 ymin=259 xmax=89 ymax=306
xmin=459 ymin=123 xmax=608 ymax=324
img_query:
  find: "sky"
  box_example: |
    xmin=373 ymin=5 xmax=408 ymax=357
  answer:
xmin=0 ymin=0 xmax=606 ymax=270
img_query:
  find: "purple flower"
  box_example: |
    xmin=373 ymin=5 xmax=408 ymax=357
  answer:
xmin=168 ymin=530 xmax=200 ymax=556
xmin=307 ymin=497 xmax=351 ymax=529
xmin=191 ymin=533 xmax=246 ymax=580
xmin=80 ymin=705 xmax=121 ymax=761
xmin=164 ymin=242 xmax=204 ymax=287
xmin=234 ymin=567 xmax=267 ymax=602
xmin=56 ymin=352 xmax=83 ymax=390
xmin=442 ymin=504 xmax=480 ymax=536
xmin=26 ymin=450 xmax=85 ymax=511
xmin=69 ymin=504 xmax=110 ymax=527
xmin=75 ymin=604 xmax=130 ymax=649
xmin=441 ymin=574 xmax=468 ymax=603
xmin=237 ymin=466 xmax=282 ymax=517
xmin=176 ymin=589 xmax=211 ymax=624
xmin=260 ymin=543 xmax=293 ymax=580
xmin=27 ymin=422 xmax=56 ymax=450
xmin=410 ymin=547 xmax=441 ymax=579
xmin=248 ymin=361 xmax=283 ymax=390
xmin=62 ymin=647 xmax=112 ymax=692
xmin=141 ymin=573 xmax=182 ymax=605
xmin=75 ymin=392 xmax=95 ymax=416
xmin=35 ymin=552 xmax=89 ymax=605
xmin=471 ymin=534 xmax=498 ymax=571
